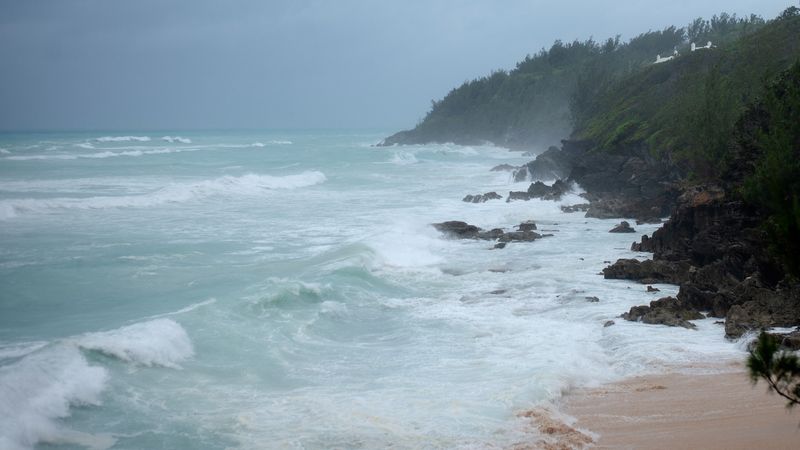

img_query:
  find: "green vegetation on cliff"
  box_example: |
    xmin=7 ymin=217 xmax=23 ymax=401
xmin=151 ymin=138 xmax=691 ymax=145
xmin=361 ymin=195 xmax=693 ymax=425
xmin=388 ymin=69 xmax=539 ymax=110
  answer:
xmin=382 ymin=11 xmax=771 ymax=149
xmin=742 ymin=60 xmax=800 ymax=278
xmin=574 ymin=8 xmax=800 ymax=179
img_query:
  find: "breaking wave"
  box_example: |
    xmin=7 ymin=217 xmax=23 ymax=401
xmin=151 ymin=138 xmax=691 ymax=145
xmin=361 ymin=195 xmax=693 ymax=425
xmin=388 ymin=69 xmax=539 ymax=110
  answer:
xmin=94 ymin=136 xmax=150 ymax=142
xmin=161 ymin=136 xmax=192 ymax=144
xmin=0 ymin=171 xmax=327 ymax=218
xmin=3 ymin=147 xmax=198 ymax=161
xmin=0 ymin=318 xmax=194 ymax=449
xmin=75 ymin=318 xmax=193 ymax=369
xmin=0 ymin=345 xmax=110 ymax=450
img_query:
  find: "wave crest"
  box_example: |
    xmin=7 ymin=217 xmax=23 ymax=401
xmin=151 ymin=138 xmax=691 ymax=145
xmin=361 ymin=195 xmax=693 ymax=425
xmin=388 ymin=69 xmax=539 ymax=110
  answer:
xmin=0 ymin=171 xmax=327 ymax=219
xmin=0 ymin=345 xmax=109 ymax=450
xmin=94 ymin=136 xmax=150 ymax=142
xmin=161 ymin=136 xmax=192 ymax=144
xmin=76 ymin=318 xmax=193 ymax=369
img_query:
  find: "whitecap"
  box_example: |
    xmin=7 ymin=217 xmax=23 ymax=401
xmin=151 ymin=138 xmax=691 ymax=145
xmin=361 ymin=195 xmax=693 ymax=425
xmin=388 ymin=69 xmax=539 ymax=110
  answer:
xmin=0 ymin=345 xmax=109 ymax=450
xmin=75 ymin=318 xmax=193 ymax=369
xmin=94 ymin=136 xmax=150 ymax=142
xmin=161 ymin=136 xmax=192 ymax=144
xmin=0 ymin=341 xmax=48 ymax=360
xmin=0 ymin=171 xmax=326 ymax=218
xmin=269 ymin=140 xmax=292 ymax=145
xmin=3 ymin=147 xmax=198 ymax=161
xmin=250 ymin=142 xmax=266 ymax=147
xmin=389 ymin=151 xmax=419 ymax=165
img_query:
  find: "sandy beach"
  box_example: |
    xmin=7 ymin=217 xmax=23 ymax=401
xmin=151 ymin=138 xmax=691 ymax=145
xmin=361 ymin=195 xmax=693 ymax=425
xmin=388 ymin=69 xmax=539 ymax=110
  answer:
xmin=561 ymin=363 xmax=800 ymax=449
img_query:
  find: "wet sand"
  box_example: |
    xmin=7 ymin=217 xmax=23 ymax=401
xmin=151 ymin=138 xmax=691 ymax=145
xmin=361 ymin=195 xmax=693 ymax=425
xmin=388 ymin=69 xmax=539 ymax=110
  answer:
xmin=562 ymin=365 xmax=800 ymax=449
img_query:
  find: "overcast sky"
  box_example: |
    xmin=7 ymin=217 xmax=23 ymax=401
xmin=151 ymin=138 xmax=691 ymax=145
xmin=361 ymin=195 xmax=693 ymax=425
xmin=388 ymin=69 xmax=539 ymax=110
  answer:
xmin=0 ymin=0 xmax=793 ymax=131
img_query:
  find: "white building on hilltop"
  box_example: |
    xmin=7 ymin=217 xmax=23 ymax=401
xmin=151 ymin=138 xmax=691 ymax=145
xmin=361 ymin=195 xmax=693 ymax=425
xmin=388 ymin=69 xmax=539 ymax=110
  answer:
xmin=654 ymin=48 xmax=679 ymax=64
xmin=691 ymin=41 xmax=715 ymax=51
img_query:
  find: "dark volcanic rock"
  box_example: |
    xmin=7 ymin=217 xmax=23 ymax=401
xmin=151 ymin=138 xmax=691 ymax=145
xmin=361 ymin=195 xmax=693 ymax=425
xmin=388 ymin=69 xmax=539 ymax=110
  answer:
xmin=621 ymin=296 xmax=703 ymax=329
xmin=512 ymin=166 xmax=529 ymax=182
xmin=585 ymin=296 xmax=600 ymax=303
xmin=506 ymin=191 xmax=531 ymax=202
xmin=561 ymin=203 xmax=590 ymax=213
xmin=479 ymin=228 xmax=506 ymax=240
xmin=490 ymin=164 xmax=517 ymax=172
xmin=516 ymin=220 xmax=537 ymax=232
xmin=604 ymin=320 xmax=615 ymax=327
xmin=603 ymin=258 xmax=691 ymax=285
xmin=724 ymin=279 xmax=800 ymax=338
xmin=522 ymin=146 xmax=573 ymax=181
xmin=463 ymin=192 xmax=502 ymax=203
xmin=560 ymin=139 xmax=681 ymax=222
xmin=527 ymin=179 xmax=570 ymax=200
xmin=764 ymin=329 xmax=800 ymax=351
xmin=647 ymin=286 xmax=660 ymax=292
xmin=609 ymin=221 xmax=636 ymax=233
xmin=433 ymin=221 xmax=482 ymax=239
xmin=497 ymin=231 xmax=541 ymax=243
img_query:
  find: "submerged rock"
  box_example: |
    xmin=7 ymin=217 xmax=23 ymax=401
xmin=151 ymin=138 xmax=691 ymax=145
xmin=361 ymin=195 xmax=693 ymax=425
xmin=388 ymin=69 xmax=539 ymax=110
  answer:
xmin=609 ymin=221 xmax=636 ymax=233
xmin=497 ymin=231 xmax=541 ymax=243
xmin=462 ymin=192 xmax=502 ymax=203
xmin=516 ymin=220 xmax=537 ymax=232
xmin=561 ymin=203 xmax=590 ymax=213
xmin=506 ymin=191 xmax=532 ymax=202
xmin=432 ymin=221 xmax=483 ymax=239
xmin=490 ymin=164 xmax=517 ymax=172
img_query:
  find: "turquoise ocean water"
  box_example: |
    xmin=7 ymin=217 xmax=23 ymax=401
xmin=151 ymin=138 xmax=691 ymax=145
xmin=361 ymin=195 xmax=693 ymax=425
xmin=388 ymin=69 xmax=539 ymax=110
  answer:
xmin=0 ymin=131 xmax=746 ymax=449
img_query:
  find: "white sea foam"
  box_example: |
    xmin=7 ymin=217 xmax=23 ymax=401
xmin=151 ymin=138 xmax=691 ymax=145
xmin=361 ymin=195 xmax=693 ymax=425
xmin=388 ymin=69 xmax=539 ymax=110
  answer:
xmin=0 ymin=148 xmax=11 ymax=154
xmin=74 ymin=143 xmax=95 ymax=149
xmin=250 ymin=142 xmax=266 ymax=147
xmin=0 ymin=171 xmax=326 ymax=218
xmin=4 ymin=147 xmax=197 ymax=161
xmin=75 ymin=318 xmax=193 ymax=368
xmin=0 ymin=345 xmax=109 ymax=450
xmin=0 ymin=341 xmax=48 ymax=360
xmin=94 ymin=136 xmax=150 ymax=142
xmin=269 ymin=140 xmax=292 ymax=145
xmin=161 ymin=136 xmax=192 ymax=144
xmin=389 ymin=151 xmax=419 ymax=165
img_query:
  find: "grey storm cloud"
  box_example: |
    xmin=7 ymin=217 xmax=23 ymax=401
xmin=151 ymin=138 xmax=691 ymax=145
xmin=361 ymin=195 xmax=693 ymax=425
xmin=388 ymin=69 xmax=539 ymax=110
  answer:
xmin=0 ymin=0 xmax=793 ymax=131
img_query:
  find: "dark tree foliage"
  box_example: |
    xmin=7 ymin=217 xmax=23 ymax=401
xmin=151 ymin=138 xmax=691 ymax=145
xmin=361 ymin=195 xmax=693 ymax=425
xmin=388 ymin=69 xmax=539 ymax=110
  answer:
xmin=742 ymin=61 xmax=800 ymax=278
xmin=574 ymin=10 xmax=799 ymax=176
xmin=748 ymin=332 xmax=800 ymax=408
xmin=395 ymin=10 xmax=770 ymax=149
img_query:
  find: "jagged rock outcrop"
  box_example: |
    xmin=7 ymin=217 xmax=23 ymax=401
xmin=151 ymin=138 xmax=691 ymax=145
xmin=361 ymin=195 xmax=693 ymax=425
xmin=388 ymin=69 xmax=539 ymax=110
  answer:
xmin=516 ymin=146 xmax=573 ymax=181
xmin=622 ymin=296 xmax=704 ymax=329
xmin=432 ymin=221 xmax=548 ymax=246
xmin=490 ymin=164 xmax=517 ymax=172
xmin=609 ymin=221 xmax=636 ymax=233
xmin=625 ymin=186 xmax=800 ymax=337
xmin=561 ymin=203 xmax=590 ymax=213
xmin=603 ymin=258 xmax=691 ymax=285
xmin=507 ymin=180 xmax=570 ymax=202
xmin=462 ymin=192 xmax=502 ymax=203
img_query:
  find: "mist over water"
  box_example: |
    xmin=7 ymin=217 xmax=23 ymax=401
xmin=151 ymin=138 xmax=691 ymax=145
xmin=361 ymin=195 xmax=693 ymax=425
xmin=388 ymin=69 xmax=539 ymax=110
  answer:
xmin=0 ymin=131 xmax=746 ymax=448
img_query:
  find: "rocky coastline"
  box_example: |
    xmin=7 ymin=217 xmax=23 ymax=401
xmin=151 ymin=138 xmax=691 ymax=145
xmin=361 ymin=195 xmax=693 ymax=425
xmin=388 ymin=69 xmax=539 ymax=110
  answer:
xmin=431 ymin=137 xmax=799 ymax=347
